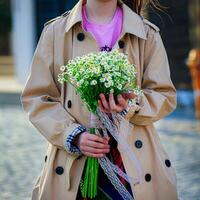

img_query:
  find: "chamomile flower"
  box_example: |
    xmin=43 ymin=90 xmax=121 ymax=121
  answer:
xmin=60 ymin=65 xmax=66 ymax=72
xmin=117 ymin=84 xmax=123 ymax=90
xmin=100 ymin=77 xmax=105 ymax=83
xmin=105 ymin=82 xmax=110 ymax=88
xmin=90 ymin=80 xmax=97 ymax=85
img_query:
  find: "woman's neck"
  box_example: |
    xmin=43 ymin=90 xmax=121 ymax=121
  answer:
xmin=85 ymin=0 xmax=118 ymax=24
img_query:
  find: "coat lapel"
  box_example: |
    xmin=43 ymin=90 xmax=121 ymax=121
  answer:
xmin=65 ymin=0 xmax=147 ymax=40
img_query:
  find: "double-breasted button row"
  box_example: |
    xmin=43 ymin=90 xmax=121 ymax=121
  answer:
xmin=76 ymin=32 xmax=125 ymax=49
xmin=134 ymin=139 xmax=171 ymax=183
xmin=135 ymin=140 xmax=152 ymax=183
xmin=144 ymin=159 xmax=171 ymax=183
xmin=134 ymin=139 xmax=151 ymax=183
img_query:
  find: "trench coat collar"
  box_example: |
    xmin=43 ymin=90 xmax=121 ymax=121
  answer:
xmin=65 ymin=0 xmax=147 ymax=40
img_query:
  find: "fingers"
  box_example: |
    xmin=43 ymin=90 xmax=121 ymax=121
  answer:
xmin=117 ymin=94 xmax=128 ymax=108
xmin=86 ymin=133 xmax=109 ymax=144
xmin=79 ymin=132 xmax=110 ymax=158
xmin=86 ymin=140 xmax=110 ymax=149
xmin=98 ymin=93 xmax=130 ymax=113
xmin=98 ymin=99 xmax=110 ymax=113
xmin=81 ymin=146 xmax=110 ymax=154
xmin=99 ymin=93 xmax=110 ymax=111
xmin=122 ymin=92 xmax=137 ymax=99
xmin=109 ymin=93 xmax=123 ymax=112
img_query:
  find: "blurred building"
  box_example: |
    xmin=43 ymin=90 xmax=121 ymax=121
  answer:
xmin=0 ymin=0 xmax=199 ymax=90
xmin=0 ymin=0 xmax=78 ymax=84
xmin=149 ymin=0 xmax=200 ymax=90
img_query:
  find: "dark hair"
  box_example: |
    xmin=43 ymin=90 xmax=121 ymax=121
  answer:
xmin=121 ymin=0 xmax=162 ymax=15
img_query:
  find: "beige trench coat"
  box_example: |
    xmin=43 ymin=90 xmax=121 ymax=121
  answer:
xmin=20 ymin=0 xmax=178 ymax=199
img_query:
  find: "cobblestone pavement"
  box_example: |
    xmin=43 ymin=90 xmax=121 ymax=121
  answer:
xmin=0 ymin=105 xmax=200 ymax=200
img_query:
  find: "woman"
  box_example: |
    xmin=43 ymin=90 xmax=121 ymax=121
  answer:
xmin=21 ymin=0 xmax=178 ymax=199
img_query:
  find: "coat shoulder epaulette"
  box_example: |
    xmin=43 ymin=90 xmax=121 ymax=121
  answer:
xmin=143 ymin=18 xmax=160 ymax=32
xmin=44 ymin=10 xmax=71 ymax=27
xmin=44 ymin=16 xmax=62 ymax=27
xmin=61 ymin=10 xmax=71 ymax=17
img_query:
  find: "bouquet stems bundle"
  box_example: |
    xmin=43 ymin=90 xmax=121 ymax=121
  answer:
xmin=58 ymin=49 xmax=142 ymax=199
xmin=80 ymin=128 xmax=99 ymax=198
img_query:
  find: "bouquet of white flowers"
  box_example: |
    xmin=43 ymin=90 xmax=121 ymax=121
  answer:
xmin=58 ymin=49 xmax=143 ymax=199
xmin=58 ymin=49 xmax=142 ymax=113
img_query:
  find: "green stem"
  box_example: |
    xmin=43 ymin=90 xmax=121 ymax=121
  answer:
xmin=81 ymin=127 xmax=99 ymax=199
xmin=91 ymin=158 xmax=94 ymax=198
xmin=94 ymin=158 xmax=97 ymax=197
xmin=90 ymin=158 xmax=93 ymax=198
xmin=82 ymin=158 xmax=90 ymax=198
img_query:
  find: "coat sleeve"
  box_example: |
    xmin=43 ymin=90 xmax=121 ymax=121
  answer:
xmin=124 ymin=27 xmax=177 ymax=126
xmin=20 ymin=23 xmax=82 ymax=156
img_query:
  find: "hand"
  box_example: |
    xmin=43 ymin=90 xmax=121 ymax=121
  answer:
xmin=98 ymin=92 xmax=137 ymax=113
xmin=74 ymin=132 xmax=110 ymax=158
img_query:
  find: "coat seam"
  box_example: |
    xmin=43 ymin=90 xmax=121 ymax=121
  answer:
xmin=52 ymin=22 xmax=55 ymax=84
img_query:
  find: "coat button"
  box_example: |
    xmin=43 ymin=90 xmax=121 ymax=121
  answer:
xmin=165 ymin=159 xmax=171 ymax=167
xmin=67 ymin=100 xmax=72 ymax=108
xmin=145 ymin=173 xmax=151 ymax=182
xmin=135 ymin=140 xmax=143 ymax=149
xmin=118 ymin=40 xmax=125 ymax=48
xmin=55 ymin=166 xmax=64 ymax=175
xmin=45 ymin=155 xmax=47 ymax=162
xmin=77 ymin=33 xmax=85 ymax=41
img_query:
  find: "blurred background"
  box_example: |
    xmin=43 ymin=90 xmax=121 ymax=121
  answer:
xmin=0 ymin=0 xmax=200 ymax=199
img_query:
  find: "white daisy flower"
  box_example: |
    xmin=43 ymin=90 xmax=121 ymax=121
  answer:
xmin=90 ymin=80 xmax=97 ymax=85
xmin=60 ymin=65 xmax=66 ymax=72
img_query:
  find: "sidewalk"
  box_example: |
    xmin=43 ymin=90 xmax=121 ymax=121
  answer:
xmin=0 ymin=76 xmax=23 ymax=105
xmin=155 ymin=114 xmax=200 ymax=200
